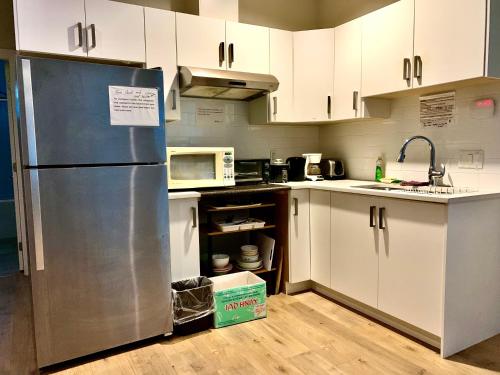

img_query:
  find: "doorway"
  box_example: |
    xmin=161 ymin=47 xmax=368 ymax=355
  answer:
xmin=0 ymin=59 xmax=18 ymax=276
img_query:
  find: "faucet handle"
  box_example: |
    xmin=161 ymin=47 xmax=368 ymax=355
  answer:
xmin=439 ymin=163 xmax=446 ymax=177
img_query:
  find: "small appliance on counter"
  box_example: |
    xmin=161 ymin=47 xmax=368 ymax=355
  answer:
xmin=269 ymin=159 xmax=289 ymax=183
xmin=234 ymin=159 xmax=270 ymax=185
xmin=319 ymin=159 xmax=345 ymax=180
xmin=287 ymin=156 xmax=306 ymax=181
xmin=303 ymin=153 xmax=323 ymax=181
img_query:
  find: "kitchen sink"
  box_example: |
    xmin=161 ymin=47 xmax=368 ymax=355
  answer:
xmin=352 ymin=184 xmax=407 ymax=192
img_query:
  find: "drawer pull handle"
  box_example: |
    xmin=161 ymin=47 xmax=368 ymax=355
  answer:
xmin=369 ymin=206 xmax=376 ymax=228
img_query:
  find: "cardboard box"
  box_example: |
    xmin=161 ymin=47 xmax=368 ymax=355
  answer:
xmin=209 ymin=272 xmax=267 ymax=328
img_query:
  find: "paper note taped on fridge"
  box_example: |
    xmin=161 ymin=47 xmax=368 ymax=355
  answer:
xmin=109 ymin=86 xmax=160 ymax=126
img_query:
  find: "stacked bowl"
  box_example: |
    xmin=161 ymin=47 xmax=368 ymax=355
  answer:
xmin=237 ymin=245 xmax=263 ymax=271
xmin=212 ymin=254 xmax=232 ymax=276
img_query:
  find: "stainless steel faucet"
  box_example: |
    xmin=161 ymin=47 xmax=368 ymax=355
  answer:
xmin=397 ymin=135 xmax=446 ymax=186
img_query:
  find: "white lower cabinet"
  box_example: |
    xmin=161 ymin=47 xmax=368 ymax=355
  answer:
xmin=310 ymin=190 xmax=331 ymax=287
xmin=289 ymin=190 xmax=310 ymax=283
xmin=168 ymin=197 xmax=200 ymax=282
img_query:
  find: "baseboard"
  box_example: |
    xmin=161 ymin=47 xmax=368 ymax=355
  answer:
xmin=285 ymin=280 xmax=312 ymax=295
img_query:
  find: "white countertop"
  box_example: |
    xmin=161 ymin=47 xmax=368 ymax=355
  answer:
xmin=280 ymin=179 xmax=500 ymax=204
xmin=168 ymin=191 xmax=201 ymax=200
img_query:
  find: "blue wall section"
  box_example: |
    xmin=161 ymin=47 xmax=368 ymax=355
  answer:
xmin=0 ymin=60 xmax=14 ymax=201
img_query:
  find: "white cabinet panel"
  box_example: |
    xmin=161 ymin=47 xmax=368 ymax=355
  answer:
xmin=414 ymin=0 xmax=486 ymax=88
xmin=269 ymin=28 xmax=293 ymax=122
xmin=145 ymin=8 xmax=180 ymax=122
xmin=169 ymin=198 xmax=200 ymax=282
xmin=333 ymin=19 xmax=361 ymax=121
xmin=378 ymin=198 xmax=445 ymax=335
xmin=331 ymin=192 xmax=379 ymax=308
xmin=293 ymin=29 xmax=334 ymax=122
xmin=14 ymin=0 xmax=86 ymax=57
xmin=85 ymin=0 xmax=145 ymax=62
xmin=176 ymin=13 xmax=226 ymax=70
xmin=289 ymin=190 xmax=310 ymax=283
xmin=310 ymin=190 xmax=331 ymax=287
xmin=362 ymin=0 xmax=414 ymax=96
xmin=226 ymin=21 xmax=269 ymax=74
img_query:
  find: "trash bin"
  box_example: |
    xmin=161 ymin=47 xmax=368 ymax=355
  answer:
xmin=171 ymin=276 xmax=215 ymax=335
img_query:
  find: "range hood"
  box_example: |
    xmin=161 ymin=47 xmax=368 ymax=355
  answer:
xmin=178 ymin=66 xmax=279 ymax=101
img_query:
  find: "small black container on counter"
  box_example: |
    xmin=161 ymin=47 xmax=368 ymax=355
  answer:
xmin=269 ymin=162 xmax=289 ymax=183
xmin=287 ymin=157 xmax=306 ymax=181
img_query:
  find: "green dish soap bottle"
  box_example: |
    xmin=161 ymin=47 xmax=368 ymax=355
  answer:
xmin=375 ymin=157 xmax=384 ymax=182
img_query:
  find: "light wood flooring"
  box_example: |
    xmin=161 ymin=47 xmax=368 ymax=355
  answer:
xmin=42 ymin=292 xmax=499 ymax=375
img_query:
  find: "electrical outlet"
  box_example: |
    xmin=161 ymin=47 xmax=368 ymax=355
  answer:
xmin=458 ymin=150 xmax=484 ymax=169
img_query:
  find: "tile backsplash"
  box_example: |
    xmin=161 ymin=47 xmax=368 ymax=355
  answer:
xmin=167 ymin=98 xmax=320 ymax=160
xmin=319 ymin=82 xmax=500 ymax=190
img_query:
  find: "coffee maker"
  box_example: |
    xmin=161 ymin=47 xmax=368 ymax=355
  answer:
xmin=302 ymin=153 xmax=323 ymax=181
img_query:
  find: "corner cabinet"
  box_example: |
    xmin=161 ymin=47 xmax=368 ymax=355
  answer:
xmin=168 ymin=197 xmax=200 ymax=282
xmin=14 ymin=0 xmax=146 ymax=62
xmin=145 ymin=8 xmax=181 ymax=122
xmin=288 ymin=190 xmax=310 ymax=283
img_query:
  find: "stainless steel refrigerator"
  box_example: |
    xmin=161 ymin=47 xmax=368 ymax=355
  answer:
xmin=17 ymin=57 xmax=172 ymax=367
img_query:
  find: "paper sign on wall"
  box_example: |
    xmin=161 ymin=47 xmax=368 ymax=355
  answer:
xmin=196 ymin=102 xmax=225 ymax=125
xmin=420 ymin=91 xmax=455 ymax=128
xmin=109 ymin=86 xmax=159 ymax=126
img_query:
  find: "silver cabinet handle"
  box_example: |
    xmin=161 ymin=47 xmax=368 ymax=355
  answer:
xmin=327 ymin=95 xmax=332 ymax=117
xmin=219 ymin=42 xmax=225 ymax=66
xmin=369 ymin=206 xmax=376 ymax=228
xmin=191 ymin=207 xmax=197 ymax=228
xmin=378 ymin=207 xmax=386 ymax=230
xmin=273 ymin=96 xmax=278 ymax=115
xmin=30 ymin=170 xmax=45 ymax=271
xmin=403 ymin=58 xmax=411 ymax=81
xmin=171 ymin=89 xmax=177 ymax=110
xmin=90 ymin=24 xmax=96 ymax=48
xmin=414 ymin=55 xmax=423 ymax=79
xmin=77 ymin=22 xmax=83 ymax=47
xmin=293 ymin=198 xmax=299 ymax=216
xmin=228 ymin=43 xmax=235 ymax=66
xmin=353 ymin=91 xmax=359 ymax=111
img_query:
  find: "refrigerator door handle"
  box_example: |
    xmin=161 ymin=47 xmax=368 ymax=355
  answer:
xmin=30 ymin=170 xmax=45 ymax=271
xmin=21 ymin=59 xmax=38 ymax=166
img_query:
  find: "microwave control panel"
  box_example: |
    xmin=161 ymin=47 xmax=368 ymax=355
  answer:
xmin=223 ymin=151 xmax=235 ymax=185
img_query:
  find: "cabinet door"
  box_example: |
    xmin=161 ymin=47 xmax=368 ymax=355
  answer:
xmin=413 ymin=0 xmax=486 ymax=88
xmin=226 ymin=21 xmax=270 ymax=74
xmin=310 ymin=190 xmax=331 ymax=287
xmin=85 ymin=0 xmax=145 ymax=62
xmin=293 ymin=29 xmax=334 ymax=122
xmin=269 ymin=28 xmax=293 ymax=122
xmin=333 ymin=19 xmax=361 ymax=121
xmin=176 ymin=13 xmax=226 ymax=70
xmin=378 ymin=198 xmax=445 ymax=335
xmin=169 ymin=198 xmax=200 ymax=282
xmin=331 ymin=192 xmax=379 ymax=308
xmin=14 ymin=0 xmax=86 ymax=57
xmin=289 ymin=190 xmax=310 ymax=283
xmin=362 ymin=0 xmax=414 ymax=96
xmin=145 ymin=8 xmax=180 ymax=122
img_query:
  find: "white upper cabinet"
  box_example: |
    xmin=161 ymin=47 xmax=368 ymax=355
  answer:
xmin=362 ymin=0 xmax=414 ymax=97
xmin=176 ymin=13 xmax=227 ymax=70
xmin=333 ymin=19 xmax=361 ymax=121
xmin=85 ymin=0 xmax=145 ymax=62
xmin=269 ymin=28 xmax=293 ymax=122
xmin=293 ymin=28 xmax=334 ymax=122
xmin=145 ymin=8 xmax=180 ymax=122
xmin=413 ymin=0 xmax=487 ymax=88
xmin=226 ymin=21 xmax=269 ymax=74
xmin=14 ymin=0 xmax=87 ymax=57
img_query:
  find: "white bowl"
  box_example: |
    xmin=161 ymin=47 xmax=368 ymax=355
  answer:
xmin=237 ymin=258 xmax=262 ymax=269
xmin=212 ymin=254 xmax=230 ymax=268
xmin=240 ymin=254 xmax=259 ymax=262
xmin=241 ymin=245 xmax=258 ymax=253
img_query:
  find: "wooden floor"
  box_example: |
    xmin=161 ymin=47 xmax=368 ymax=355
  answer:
xmin=42 ymin=292 xmax=499 ymax=375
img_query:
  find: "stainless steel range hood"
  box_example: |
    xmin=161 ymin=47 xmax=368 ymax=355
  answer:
xmin=178 ymin=66 xmax=279 ymax=101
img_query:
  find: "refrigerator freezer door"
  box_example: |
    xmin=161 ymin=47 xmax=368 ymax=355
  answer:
xmin=24 ymin=165 xmax=171 ymax=367
xmin=18 ymin=57 xmax=166 ymax=167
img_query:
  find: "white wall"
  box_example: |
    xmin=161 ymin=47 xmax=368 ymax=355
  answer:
xmin=319 ymin=82 xmax=500 ymax=190
xmin=167 ymin=98 xmax=320 ymax=159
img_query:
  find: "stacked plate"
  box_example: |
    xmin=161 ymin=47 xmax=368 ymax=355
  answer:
xmin=212 ymin=254 xmax=233 ymax=276
xmin=237 ymin=245 xmax=263 ymax=271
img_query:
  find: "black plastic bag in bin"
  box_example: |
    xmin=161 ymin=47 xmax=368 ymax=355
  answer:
xmin=171 ymin=277 xmax=215 ymax=325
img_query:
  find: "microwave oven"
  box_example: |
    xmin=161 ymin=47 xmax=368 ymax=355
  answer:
xmin=166 ymin=147 xmax=235 ymax=190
